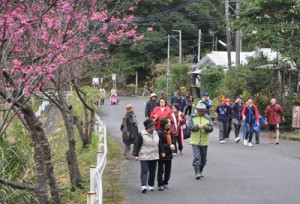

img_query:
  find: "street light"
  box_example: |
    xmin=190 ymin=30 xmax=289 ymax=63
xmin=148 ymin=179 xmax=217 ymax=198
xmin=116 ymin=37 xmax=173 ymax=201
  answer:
xmin=171 ymin=30 xmax=182 ymax=63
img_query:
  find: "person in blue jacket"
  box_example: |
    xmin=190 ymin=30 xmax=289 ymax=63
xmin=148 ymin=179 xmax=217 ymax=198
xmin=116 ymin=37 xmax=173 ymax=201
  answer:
xmin=196 ymin=92 xmax=212 ymax=115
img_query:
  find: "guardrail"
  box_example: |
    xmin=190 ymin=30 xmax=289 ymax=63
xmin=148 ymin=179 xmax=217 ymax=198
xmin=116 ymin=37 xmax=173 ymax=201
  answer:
xmin=35 ymin=100 xmax=49 ymax=117
xmin=87 ymin=115 xmax=108 ymax=204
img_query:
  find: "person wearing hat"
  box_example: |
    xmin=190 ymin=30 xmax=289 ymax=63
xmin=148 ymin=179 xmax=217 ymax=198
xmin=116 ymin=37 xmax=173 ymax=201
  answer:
xmin=242 ymin=96 xmax=260 ymax=147
xmin=132 ymin=118 xmax=163 ymax=193
xmin=196 ymin=92 xmax=212 ymax=115
xmin=187 ymin=103 xmax=213 ymax=180
xmin=214 ymin=99 xmax=232 ymax=144
xmin=232 ymin=96 xmax=244 ymax=143
xmin=145 ymin=93 xmax=159 ymax=119
xmin=120 ymin=104 xmax=139 ymax=159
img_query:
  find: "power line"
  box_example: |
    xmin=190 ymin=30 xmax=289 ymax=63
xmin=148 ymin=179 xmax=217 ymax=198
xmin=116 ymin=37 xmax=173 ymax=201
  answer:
xmin=133 ymin=0 xmax=200 ymax=23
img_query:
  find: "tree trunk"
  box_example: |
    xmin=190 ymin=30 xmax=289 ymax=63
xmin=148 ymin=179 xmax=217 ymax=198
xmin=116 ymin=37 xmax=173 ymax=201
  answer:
xmin=57 ymin=90 xmax=82 ymax=190
xmin=88 ymin=109 xmax=95 ymax=143
xmin=22 ymin=102 xmax=61 ymax=204
xmin=74 ymin=115 xmax=89 ymax=146
xmin=84 ymin=106 xmax=89 ymax=139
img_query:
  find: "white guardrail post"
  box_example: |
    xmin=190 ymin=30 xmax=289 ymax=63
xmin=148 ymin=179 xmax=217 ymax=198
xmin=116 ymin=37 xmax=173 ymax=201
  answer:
xmin=87 ymin=115 xmax=107 ymax=204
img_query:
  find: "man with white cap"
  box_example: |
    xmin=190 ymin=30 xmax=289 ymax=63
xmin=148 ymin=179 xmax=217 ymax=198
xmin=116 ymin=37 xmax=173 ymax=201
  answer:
xmin=145 ymin=93 xmax=159 ymax=119
xmin=188 ymin=103 xmax=213 ymax=180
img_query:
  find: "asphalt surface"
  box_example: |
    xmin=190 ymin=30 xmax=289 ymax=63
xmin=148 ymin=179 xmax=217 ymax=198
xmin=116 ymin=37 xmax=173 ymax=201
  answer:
xmin=100 ymin=97 xmax=300 ymax=204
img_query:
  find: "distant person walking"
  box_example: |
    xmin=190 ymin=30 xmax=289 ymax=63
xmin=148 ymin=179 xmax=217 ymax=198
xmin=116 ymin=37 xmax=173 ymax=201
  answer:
xmin=170 ymin=103 xmax=186 ymax=155
xmin=185 ymin=92 xmax=193 ymax=116
xmin=242 ymin=96 xmax=260 ymax=147
xmin=145 ymin=93 xmax=159 ymax=119
xmin=178 ymin=93 xmax=187 ymax=112
xmin=224 ymin=96 xmax=234 ymax=140
xmin=232 ymin=96 xmax=244 ymax=143
xmin=265 ymin=98 xmax=284 ymax=144
xmin=196 ymin=92 xmax=212 ymax=115
xmin=150 ymin=98 xmax=172 ymax=129
xmin=120 ymin=104 xmax=139 ymax=159
xmin=132 ymin=119 xmax=162 ymax=193
xmin=99 ymin=86 xmax=106 ymax=105
xmin=214 ymin=99 xmax=232 ymax=144
xmin=157 ymin=117 xmax=176 ymax=191
xmin=188 ymin=103 xmax=213 ymax=180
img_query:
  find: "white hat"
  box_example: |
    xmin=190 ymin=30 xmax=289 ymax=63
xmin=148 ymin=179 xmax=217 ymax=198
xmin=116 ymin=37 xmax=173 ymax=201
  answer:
xmin=195 ymin=103 xmax=206 ymax=111
xmin=150 ymin=93 xmax=157 ymax=98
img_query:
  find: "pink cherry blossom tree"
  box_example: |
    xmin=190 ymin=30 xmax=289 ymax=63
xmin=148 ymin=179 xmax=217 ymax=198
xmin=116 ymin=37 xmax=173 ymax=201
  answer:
xmin=0 ymin=0 xmax=142 ymax=202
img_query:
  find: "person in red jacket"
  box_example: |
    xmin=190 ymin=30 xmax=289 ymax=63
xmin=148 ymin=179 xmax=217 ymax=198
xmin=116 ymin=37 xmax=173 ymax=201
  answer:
xmin=265 ymin=98 xmax=284 ymax=144
xmin=170 ymin=103 xmax=186 ymax=155
xmin=150 ymin=98 xmax=172 ymax=129
xmin=242 ymin=96 xmax=260 ymax=147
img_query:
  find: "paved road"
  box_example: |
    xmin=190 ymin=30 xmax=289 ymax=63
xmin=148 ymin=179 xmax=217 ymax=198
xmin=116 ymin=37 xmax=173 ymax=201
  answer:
xmin=100 ymin=97 xmax=300 ymax=204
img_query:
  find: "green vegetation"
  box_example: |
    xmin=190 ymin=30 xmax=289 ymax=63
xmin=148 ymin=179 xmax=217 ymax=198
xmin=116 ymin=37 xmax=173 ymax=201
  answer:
xmin=103 ymin=137 xmax=124 ymax=204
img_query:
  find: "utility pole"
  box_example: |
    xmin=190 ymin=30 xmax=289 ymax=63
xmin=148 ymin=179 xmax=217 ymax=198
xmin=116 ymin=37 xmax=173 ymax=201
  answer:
xmin=225 ymin=0 xmax=232 ymax=69
xmin=167 ymin=34 xmax=170 ymax=92
xmin=172 ymin=30 xmax=182 ymax=63
xmin=197 ymin=29 xmax=201 ymax=62
xmin=235 ymin=0 xmax=241 ymax=67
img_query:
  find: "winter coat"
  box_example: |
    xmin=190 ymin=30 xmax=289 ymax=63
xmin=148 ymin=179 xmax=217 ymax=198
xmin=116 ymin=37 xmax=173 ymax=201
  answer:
xmin=214 ymin=104 xmax=232 ymax=122
xmin=265 ymin=104 xmax=283 ymax=124
xmin=171 ymin=96 xmax=180 ymax=106
xmin=170 ymin=112 xmax=186 ymax=137
xmin=132 ymin=129 xmax=161 ymax=160
xmin=187 ymin=114 xmax=213 ymax=146
xmin=120 ymin=112 xmax=139 ymax=145
xmin=150 ymin=106 xmax=172 ymax=129
xmin=178 ymin=97 xmax=187 ymax=112
xmin=242 ymin=105 xmax=260 ymax=124
xmin=157 ymin=128 xmax=175 ymax=160
xmin=145 ymin=100 xmax=159 ymax=118
xmin=232 ymin=103 xmax=244 ymax=121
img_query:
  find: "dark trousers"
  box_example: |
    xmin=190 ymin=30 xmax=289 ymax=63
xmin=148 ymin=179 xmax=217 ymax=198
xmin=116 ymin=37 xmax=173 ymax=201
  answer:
xmin=218 ymin=121 xmax=228 ymax=141
xmin=174 ymin=136 xmax=183 ymax=153
xmin=226 ymin=119 xmax=232 ymax=138
xmin=192 ymin=145 xmax=208 ymax=172
xmin=140 ymin=160 xmax=157 ymax=186
xmin=234 ymin=124 xmax=241 ymax=138
xmin=157 ymin=160 xmax=172 ymax=187
xmin=245 ymin=123 xmax=254 ymax=143
xmin=185 ymin=106 xmax=192 ymax=115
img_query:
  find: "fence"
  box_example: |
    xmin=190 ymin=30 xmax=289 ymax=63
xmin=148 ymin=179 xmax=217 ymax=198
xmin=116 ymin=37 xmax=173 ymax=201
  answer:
xmin=87 ymin=115 xmax=108 ymax=204
xmin=35 ymin=100 xmax=49 ymax=117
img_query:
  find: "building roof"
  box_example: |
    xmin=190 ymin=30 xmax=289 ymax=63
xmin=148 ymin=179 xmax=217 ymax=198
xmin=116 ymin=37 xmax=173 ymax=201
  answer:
xmin=192 ymin=48 xmax=279 ymax=71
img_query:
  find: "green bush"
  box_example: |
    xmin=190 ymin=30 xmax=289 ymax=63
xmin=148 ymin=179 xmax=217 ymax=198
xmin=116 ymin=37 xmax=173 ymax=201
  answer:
xmin=200 ymin=66 xmax=225 ymax=99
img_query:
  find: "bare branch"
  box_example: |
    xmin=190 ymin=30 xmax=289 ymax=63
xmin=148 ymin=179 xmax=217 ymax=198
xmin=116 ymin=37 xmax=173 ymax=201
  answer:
xmin=0 ymin=178 xmax=36 ymax=191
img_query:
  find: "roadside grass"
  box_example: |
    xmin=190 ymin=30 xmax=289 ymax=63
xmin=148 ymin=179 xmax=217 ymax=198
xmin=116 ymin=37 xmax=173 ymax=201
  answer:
xmin=103 ymin=136 xmax=125 ymax=204
xmin=48 ymin=119 xmax=124 ymax=203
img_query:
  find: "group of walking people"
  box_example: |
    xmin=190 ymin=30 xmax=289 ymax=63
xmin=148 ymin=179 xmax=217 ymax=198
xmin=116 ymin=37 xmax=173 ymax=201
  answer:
xmin=121 ymin=92 xmax=214 ymax=193
xmin=212 ymin=95 xmax=284 ymax=147
xmin=120 ymin=91 xmax=284 ymax=193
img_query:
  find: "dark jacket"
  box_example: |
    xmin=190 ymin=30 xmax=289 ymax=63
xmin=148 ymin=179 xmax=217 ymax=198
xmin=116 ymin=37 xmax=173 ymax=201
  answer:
xmin=120 ymin=112 xmax=139 ymax=145
xmin=171 ymin=96 xmax=180 ymax=106
xmin=215 ymin=104 xmax=232 ymax=122
xmin=178 ymin=97 xmax=187 ymax=112
xmin=145 ymin=100 xmax=159 ymax=117
xmin=232 ymin=103 xmax=244 ymax=120
xmin=157 ymin=128 xmax=175 ymax=160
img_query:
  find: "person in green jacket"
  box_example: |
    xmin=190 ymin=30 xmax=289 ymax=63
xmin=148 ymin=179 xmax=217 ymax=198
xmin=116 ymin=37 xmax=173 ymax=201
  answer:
xmin=187 ymin=103 xmax=213 ymax=180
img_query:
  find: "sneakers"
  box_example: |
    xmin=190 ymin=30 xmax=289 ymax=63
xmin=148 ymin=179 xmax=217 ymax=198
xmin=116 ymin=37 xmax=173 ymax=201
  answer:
xmin=220 ymin=140 xmax=225 ymax=144
xmin=141 ymin=186 xmax=147 ymax=193
xmin=147 ymin=186 xmax=154 ymax=191
xmin=158 ymin=186 xmax=164 ymax=191
xmin=225 ymin=138 xmax=230 ymax=142
xmin=163 ymin=185 xmax=168 ymax=189
xmin=256 ymin=140 xmax=259 ymax=144
xmin=172 ymin=153 xmax=177 ymax=156
xmin=247 ymin=142 xmax=253 ymax=147
xmin=243 ymin=139 xmax=248 ymax=146
xmin=234 ymin=137 xmax=241 ymax=143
